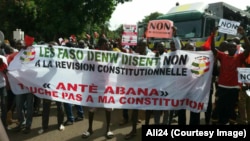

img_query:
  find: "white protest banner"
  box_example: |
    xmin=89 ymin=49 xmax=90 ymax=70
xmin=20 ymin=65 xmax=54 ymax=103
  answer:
xmin=237 ymin=68 xmax=250 ymax=96
xmin=218 ymin=19 xmax=240 ymax=35
xmin=7 ymin=45 xmax=214 ymax=112
xmin=121 ymin=34 xmax=137 ymax=46
xmin=237 ymin=68 xmax=250 ymax=83
xmin=123 ymin=24 xmax=137 ymax=33
xmin=122 ymin=24 xmax=137 ymax=46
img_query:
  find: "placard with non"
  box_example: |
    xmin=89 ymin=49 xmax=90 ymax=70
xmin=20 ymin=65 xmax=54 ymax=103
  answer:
xmin=218 ymin=19 xmax=240 ymax=35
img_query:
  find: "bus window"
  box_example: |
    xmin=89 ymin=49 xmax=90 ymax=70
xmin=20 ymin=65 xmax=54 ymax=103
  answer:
xmin=204 ymin=18 xmax=215 ymax=37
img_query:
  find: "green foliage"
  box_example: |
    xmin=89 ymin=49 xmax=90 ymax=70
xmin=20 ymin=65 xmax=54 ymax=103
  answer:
xmin=0 ymin=0 xmax=38 ymax=39
xmin=0 ymin=0 xmax=132 ymax=42
xmin=108 ymin=24 xmax=123 ymax=40
xmin=245 ymin=6 xmax=250 ymax=13
xmin=141 ymin=12 xmax=164 ymax=24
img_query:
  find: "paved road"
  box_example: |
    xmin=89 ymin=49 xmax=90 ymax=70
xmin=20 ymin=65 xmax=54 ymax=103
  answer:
xmin=6 ymin=103 xmax=207 ymax=141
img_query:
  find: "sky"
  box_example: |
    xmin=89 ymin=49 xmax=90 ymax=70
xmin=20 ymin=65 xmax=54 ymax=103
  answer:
xmin=108 ymin=0 xmax=248 ymax=30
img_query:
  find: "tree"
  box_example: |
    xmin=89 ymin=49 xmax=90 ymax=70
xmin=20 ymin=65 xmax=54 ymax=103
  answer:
xmin=141 ymin=12 xmax=164 ymax=24
xmin=0 ymin=0 xmax=132 ymax=42
xmin=245 ymin=6 xmax=250 ymax=13
xmin=0 ymin=0 xmax=38 ymax=40
xmin=108 ymin=24 xmax=123 ymax=40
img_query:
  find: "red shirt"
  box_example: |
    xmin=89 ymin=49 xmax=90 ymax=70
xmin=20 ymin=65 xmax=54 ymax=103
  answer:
xmin=217 ymin=51 xmax=245 ymax=87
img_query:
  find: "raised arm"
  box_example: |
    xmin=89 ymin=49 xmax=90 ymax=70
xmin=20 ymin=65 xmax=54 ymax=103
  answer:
xmin=238 ymin=26 xmax=250 ymax=56
xmin=172 ymin=26 xmax=181 ymax=50
xmin=210 ymin=27 xmax=218 ymax=56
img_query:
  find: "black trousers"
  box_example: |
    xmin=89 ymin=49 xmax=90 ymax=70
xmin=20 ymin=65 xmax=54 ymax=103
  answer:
xmin=216 ymin=87 xmax=239 ymax=124
xmin=42 ymin=99 xmax=64 ymax=129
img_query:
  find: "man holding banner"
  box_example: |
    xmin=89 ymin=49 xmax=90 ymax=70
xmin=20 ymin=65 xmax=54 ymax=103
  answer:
xmin=81 ymin=37 xmax=114 ymax=139
xmin=124 ymin=39 xmax=155 ymax=140
xmin=6 ymin=29 xmax=214 ymax=138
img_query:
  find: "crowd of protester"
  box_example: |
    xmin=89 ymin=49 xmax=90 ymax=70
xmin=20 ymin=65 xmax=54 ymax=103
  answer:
xmin=0 ymin=25 xmax=250 ymax=140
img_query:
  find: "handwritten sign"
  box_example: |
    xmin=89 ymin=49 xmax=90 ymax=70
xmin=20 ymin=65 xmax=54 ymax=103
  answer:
xmin=146 ymin=20 xmax=173 ymax=38
xmin=218 ymin=19 xmax=240 ymax=35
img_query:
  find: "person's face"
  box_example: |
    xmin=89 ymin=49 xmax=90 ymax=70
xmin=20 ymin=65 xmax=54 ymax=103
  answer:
xmin=107 ymin=42 xmax=113 ymax=50
xmin=156 ymin=42 xmax=165 ymax=54
xmin=170 ymin=41 xmax=176 ymax=51
xmin=135 ymin=42 xmax=147 ymax=54
xmin=183 ymin=43 xmax=194 ymax=51
xmin=16 ymin=40 xmax=25 ymax=50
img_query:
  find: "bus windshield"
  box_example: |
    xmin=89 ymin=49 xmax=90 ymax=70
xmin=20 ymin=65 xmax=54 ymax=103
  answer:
xmin=174 ymin=19 xmax=202 ymax=38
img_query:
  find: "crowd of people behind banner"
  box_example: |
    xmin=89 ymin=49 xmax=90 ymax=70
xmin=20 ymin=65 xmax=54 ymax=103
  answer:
xmin=0 ymin=26 xmax=250 ymax=140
